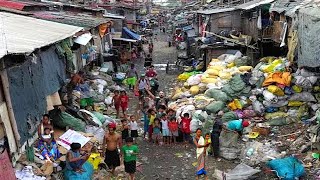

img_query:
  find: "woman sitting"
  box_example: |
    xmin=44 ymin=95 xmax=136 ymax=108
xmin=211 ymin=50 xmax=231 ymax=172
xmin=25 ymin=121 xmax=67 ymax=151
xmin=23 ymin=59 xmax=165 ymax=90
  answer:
xmin=37 ymin=114 xmax=60 ymax=161
xmin=38 ymin=114 xmax=54 ymax=139
xmin=64 ymin=143 xmax=93 ymax=180
xmin=38 ymin=128 xmax=60 ymax=162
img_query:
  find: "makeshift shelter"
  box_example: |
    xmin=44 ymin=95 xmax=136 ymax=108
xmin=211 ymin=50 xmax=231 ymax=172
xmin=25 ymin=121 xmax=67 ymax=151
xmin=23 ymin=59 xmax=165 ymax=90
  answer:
xmin=121 ymin=27 xmax=141 ymax=41
xmin=0 ymin=12 xmax=82 ymax=162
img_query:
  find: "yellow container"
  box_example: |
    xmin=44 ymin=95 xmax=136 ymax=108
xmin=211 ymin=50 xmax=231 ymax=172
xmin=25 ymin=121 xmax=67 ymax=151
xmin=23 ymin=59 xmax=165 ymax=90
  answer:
xmin=88 ymin=153 xmax=102 ymax=170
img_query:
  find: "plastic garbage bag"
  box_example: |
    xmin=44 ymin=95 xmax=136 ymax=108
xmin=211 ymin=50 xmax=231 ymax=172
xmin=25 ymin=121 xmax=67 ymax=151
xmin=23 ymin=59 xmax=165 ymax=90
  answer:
xmin=289 ymin=92 xmax=316 ymax=102
xmin=91 ymin=112 xmax=106 ymax=124
xmin=104 ymin=96 xmax=113 ymax=105
xmin=79 ymin=109 xmax=102 ymax=127
xmin=214 ymin=163 xmax=260 ymax=180
xmin=205 ymin=101 xmax=226 ymax=114
xmin=203 ymin=119 xmax=214 ymax=134
xmin=52 ymin=112 xmax=86 ymax=132
xmin=235 ymin=56 xmax=250 ymax=67
xmin=85 ymin=125 xmax=105 ymax=143
xmin=220 ymin=129 xmax=239 ymax=148
xmin=204 ymin=89 xmax=230 ymax=102
xmin=193 ymin=110 xmax=208 ymax=122
xmin=187 ymin=74 xmax=202 ymax=86
xmin=267 ymin=85 xmax=285 ymax=96
xmin=265 ymin=112 xmax=288 ymax=120
xmin=190 ymin=119 xmax=202 ymax=133
xmin=263 ymin=99 xmax=288 ymax=108
xmin=222 ymin=111 xmax=238 ymax=122
xmin=220 ymin=147 xmax=240 ymax=160
xmin=189 ymin=85 xmax=200 ymax=95
xmin=252 ymin=100 xmax=265 ymax=115
xmin=267 ymin=156 xmax=305 ymax=180
xmin=263 ymin=90 xmax=278 ymax=103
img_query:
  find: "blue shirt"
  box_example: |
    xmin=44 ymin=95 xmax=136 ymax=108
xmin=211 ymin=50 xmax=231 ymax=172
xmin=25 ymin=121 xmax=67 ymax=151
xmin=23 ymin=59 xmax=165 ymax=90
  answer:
xmin=153 ymin=126 xmax=161 ymax=134
xmin=227 ymin=119 xmax=243 ymax=131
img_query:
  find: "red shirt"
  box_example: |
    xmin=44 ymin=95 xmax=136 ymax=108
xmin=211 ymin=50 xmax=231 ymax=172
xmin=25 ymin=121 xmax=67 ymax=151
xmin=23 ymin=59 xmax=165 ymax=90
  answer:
xmin=120 ymin=95 xmax=129 ymax=107
xmin=168 ymin=121 xmax=178 ymax=131
xmin=146 ymin=70 xmax=157 ymax=77
xmin=181 ymin=117 xmax=191 ymax=134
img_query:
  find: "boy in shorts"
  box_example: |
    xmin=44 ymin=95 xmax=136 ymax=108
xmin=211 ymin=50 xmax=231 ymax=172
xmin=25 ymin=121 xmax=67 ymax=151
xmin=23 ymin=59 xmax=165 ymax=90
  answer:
xmin=121 ymin=137 xmax=139 ymax=180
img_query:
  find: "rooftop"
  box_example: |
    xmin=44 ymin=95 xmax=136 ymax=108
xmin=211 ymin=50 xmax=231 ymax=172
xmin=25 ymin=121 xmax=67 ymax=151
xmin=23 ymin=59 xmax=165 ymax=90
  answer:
xmin=236 ymin=0 xmax=275 ymax=10
xmin=32 ymin=11 xmax=111 ymax=29
xmin=197 ymin=7 xmax=235 ymax=15
xmin=0 ymin=11 xmax=82 ymax=59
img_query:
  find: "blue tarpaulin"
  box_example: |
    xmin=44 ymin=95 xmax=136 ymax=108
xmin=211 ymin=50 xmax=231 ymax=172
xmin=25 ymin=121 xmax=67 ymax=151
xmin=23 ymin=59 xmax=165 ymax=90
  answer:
xmin=121 ymin=27 xmax=141 ymax=41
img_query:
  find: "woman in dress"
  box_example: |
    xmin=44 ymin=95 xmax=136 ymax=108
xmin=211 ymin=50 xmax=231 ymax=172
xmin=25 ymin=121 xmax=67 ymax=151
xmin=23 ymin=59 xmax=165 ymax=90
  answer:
xmin=193 ymin=128 xmax=210 ymax=180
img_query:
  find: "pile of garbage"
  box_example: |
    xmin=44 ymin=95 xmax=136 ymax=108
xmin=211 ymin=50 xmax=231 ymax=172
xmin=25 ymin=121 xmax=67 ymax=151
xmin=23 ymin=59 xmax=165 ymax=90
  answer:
xmin=171 ymin=52 xmax=320 ymax=179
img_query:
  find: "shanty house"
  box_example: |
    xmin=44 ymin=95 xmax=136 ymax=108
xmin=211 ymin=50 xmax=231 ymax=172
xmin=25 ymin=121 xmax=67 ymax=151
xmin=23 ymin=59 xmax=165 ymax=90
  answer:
xmin=0 ymin=11 xmax=82 ymax=163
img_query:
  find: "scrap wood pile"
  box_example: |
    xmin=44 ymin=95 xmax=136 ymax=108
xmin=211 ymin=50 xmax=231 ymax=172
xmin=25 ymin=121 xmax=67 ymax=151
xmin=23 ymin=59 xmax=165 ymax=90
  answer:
xmin=171 ymin=52 xmax=320 ymax=179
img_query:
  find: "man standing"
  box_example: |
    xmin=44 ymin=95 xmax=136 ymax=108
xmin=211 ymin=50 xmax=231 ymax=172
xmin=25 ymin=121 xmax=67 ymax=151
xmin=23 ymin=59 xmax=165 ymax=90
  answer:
xmin=67 ymin=71 xmax=84 ymax=106
xmin=103 ymin=123 xmax=122 ymax=177
xmin=125 ymin=64 xmax=139 ymax=90
xmin=155 ymin=91 xmax=169 ymax=110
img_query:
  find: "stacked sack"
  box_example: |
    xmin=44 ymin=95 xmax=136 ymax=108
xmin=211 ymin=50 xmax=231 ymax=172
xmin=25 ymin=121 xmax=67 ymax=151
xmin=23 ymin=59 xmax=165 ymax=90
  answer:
xmin=173 ymin=54 xmax=320 ymax=134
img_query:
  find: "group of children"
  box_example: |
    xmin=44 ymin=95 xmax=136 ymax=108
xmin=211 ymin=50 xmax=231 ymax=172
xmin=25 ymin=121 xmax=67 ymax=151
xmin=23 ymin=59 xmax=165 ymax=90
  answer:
xmin=112 ymin=90 xmax=129 ymax=118
xmin=141 ymin=105 xmax=192 ymax=146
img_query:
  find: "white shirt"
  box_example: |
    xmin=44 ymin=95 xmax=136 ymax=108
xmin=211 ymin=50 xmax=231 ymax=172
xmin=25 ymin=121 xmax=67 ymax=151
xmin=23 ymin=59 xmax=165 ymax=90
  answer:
xmin=161 ymin=120 xmax=169 ymax=130
xmin=129 ymin=121 xmax=138 ymax=130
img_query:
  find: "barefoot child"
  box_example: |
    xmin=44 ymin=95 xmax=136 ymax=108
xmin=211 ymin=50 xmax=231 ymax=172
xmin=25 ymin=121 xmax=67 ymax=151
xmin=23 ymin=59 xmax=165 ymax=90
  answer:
xmin=181 ymin=113 xmax=191 ymax=145
xmin=121 ymin=137 xmax=139 ymax=180
xmin=129 ymin=115 xmax=138 ymax=144
xmin=121 ymin=119 xmax=129 ymax=143
xmin=153 ymin=118 xmax=162 ymax=145
xmin=112 ymin=90 xmax=121 ymax=118
xmin=168 ymin=117 xmax=179 ymax=144
xmin=120 ymin=90 xmax=129 ymax=118
xmin=160 ymin=114 xmax=169 ymax=145
xmin=147 ymin=109 xmax=156 ymax=142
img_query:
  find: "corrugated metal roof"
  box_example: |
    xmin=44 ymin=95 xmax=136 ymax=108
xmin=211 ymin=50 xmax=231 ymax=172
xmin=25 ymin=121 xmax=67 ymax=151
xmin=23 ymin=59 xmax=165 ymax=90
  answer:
xmin=0 ymin=0 xmax=25 ymax=10
xmin=0 ymin=12 xmax=82 ymax=59
xmin=33 ymin=11 xmax=111 ymax=29
xmin=236 ymin=0 xmax=275 ymax=10
xmin=269 ymin=0 xmax=313 ymax=17
xmin=197 ymin=7 xmax=235 ymax=15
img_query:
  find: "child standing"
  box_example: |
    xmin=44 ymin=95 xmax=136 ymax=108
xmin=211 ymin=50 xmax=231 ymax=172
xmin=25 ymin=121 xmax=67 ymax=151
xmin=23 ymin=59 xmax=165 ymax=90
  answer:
xmin=129 ymin=115 xmax=138 ymax=144
xmin=204 ymin=133 xmax=212 ymax=155
xmin=142 ymin=106 xmax=150 ymax=140
xmin=153 ymin=118 xmax=162 ymax=145
xmin=148 ymin=109 xmax=156 ymax=142
xmin=121 ymin=119 xmax=129 ymax=144
xmin=160 ymin=114 xmax=169 ymax=145
xmin=121 ymin=137 xmax=139 ymax=180
xmin=120 ymin=90 xmax=129 ymax=118
xmin=168 ymin=117 xmax=179 ymax=144
xmin=181 ymin=113 xmax=191 ymax=145
xmin=112 ymin=90 xmax=121 ymax=118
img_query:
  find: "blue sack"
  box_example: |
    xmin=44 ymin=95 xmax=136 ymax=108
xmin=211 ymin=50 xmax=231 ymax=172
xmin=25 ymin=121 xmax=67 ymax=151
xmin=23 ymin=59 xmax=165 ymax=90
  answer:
xmin=267 ymin=156 xmax=305 ymax=180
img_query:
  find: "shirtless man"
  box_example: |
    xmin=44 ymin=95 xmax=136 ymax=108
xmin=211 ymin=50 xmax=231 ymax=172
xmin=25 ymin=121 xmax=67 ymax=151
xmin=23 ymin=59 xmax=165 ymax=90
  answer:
xmin=103 ymin=123 xmax=122 ymax=177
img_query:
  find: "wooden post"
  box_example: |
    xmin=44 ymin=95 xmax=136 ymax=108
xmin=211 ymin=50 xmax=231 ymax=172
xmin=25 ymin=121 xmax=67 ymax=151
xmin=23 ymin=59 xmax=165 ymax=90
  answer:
xmin=0 ymin=69 xmax=20 ymax=148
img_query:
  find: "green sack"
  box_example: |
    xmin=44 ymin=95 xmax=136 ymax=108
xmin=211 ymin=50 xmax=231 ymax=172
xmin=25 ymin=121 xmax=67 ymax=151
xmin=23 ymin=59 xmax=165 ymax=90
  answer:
xmin=91 ymin=112 xmax=106 ymax=124
xmin=204 ymin=89 xmax=231 ymax=102
xmin=205 ymin=101 xmax=226 ymax=114
xmin=53 ymin=112 xmax=86 ymax=132
xmin=222 ymin=111 xmax=238 ymax=122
